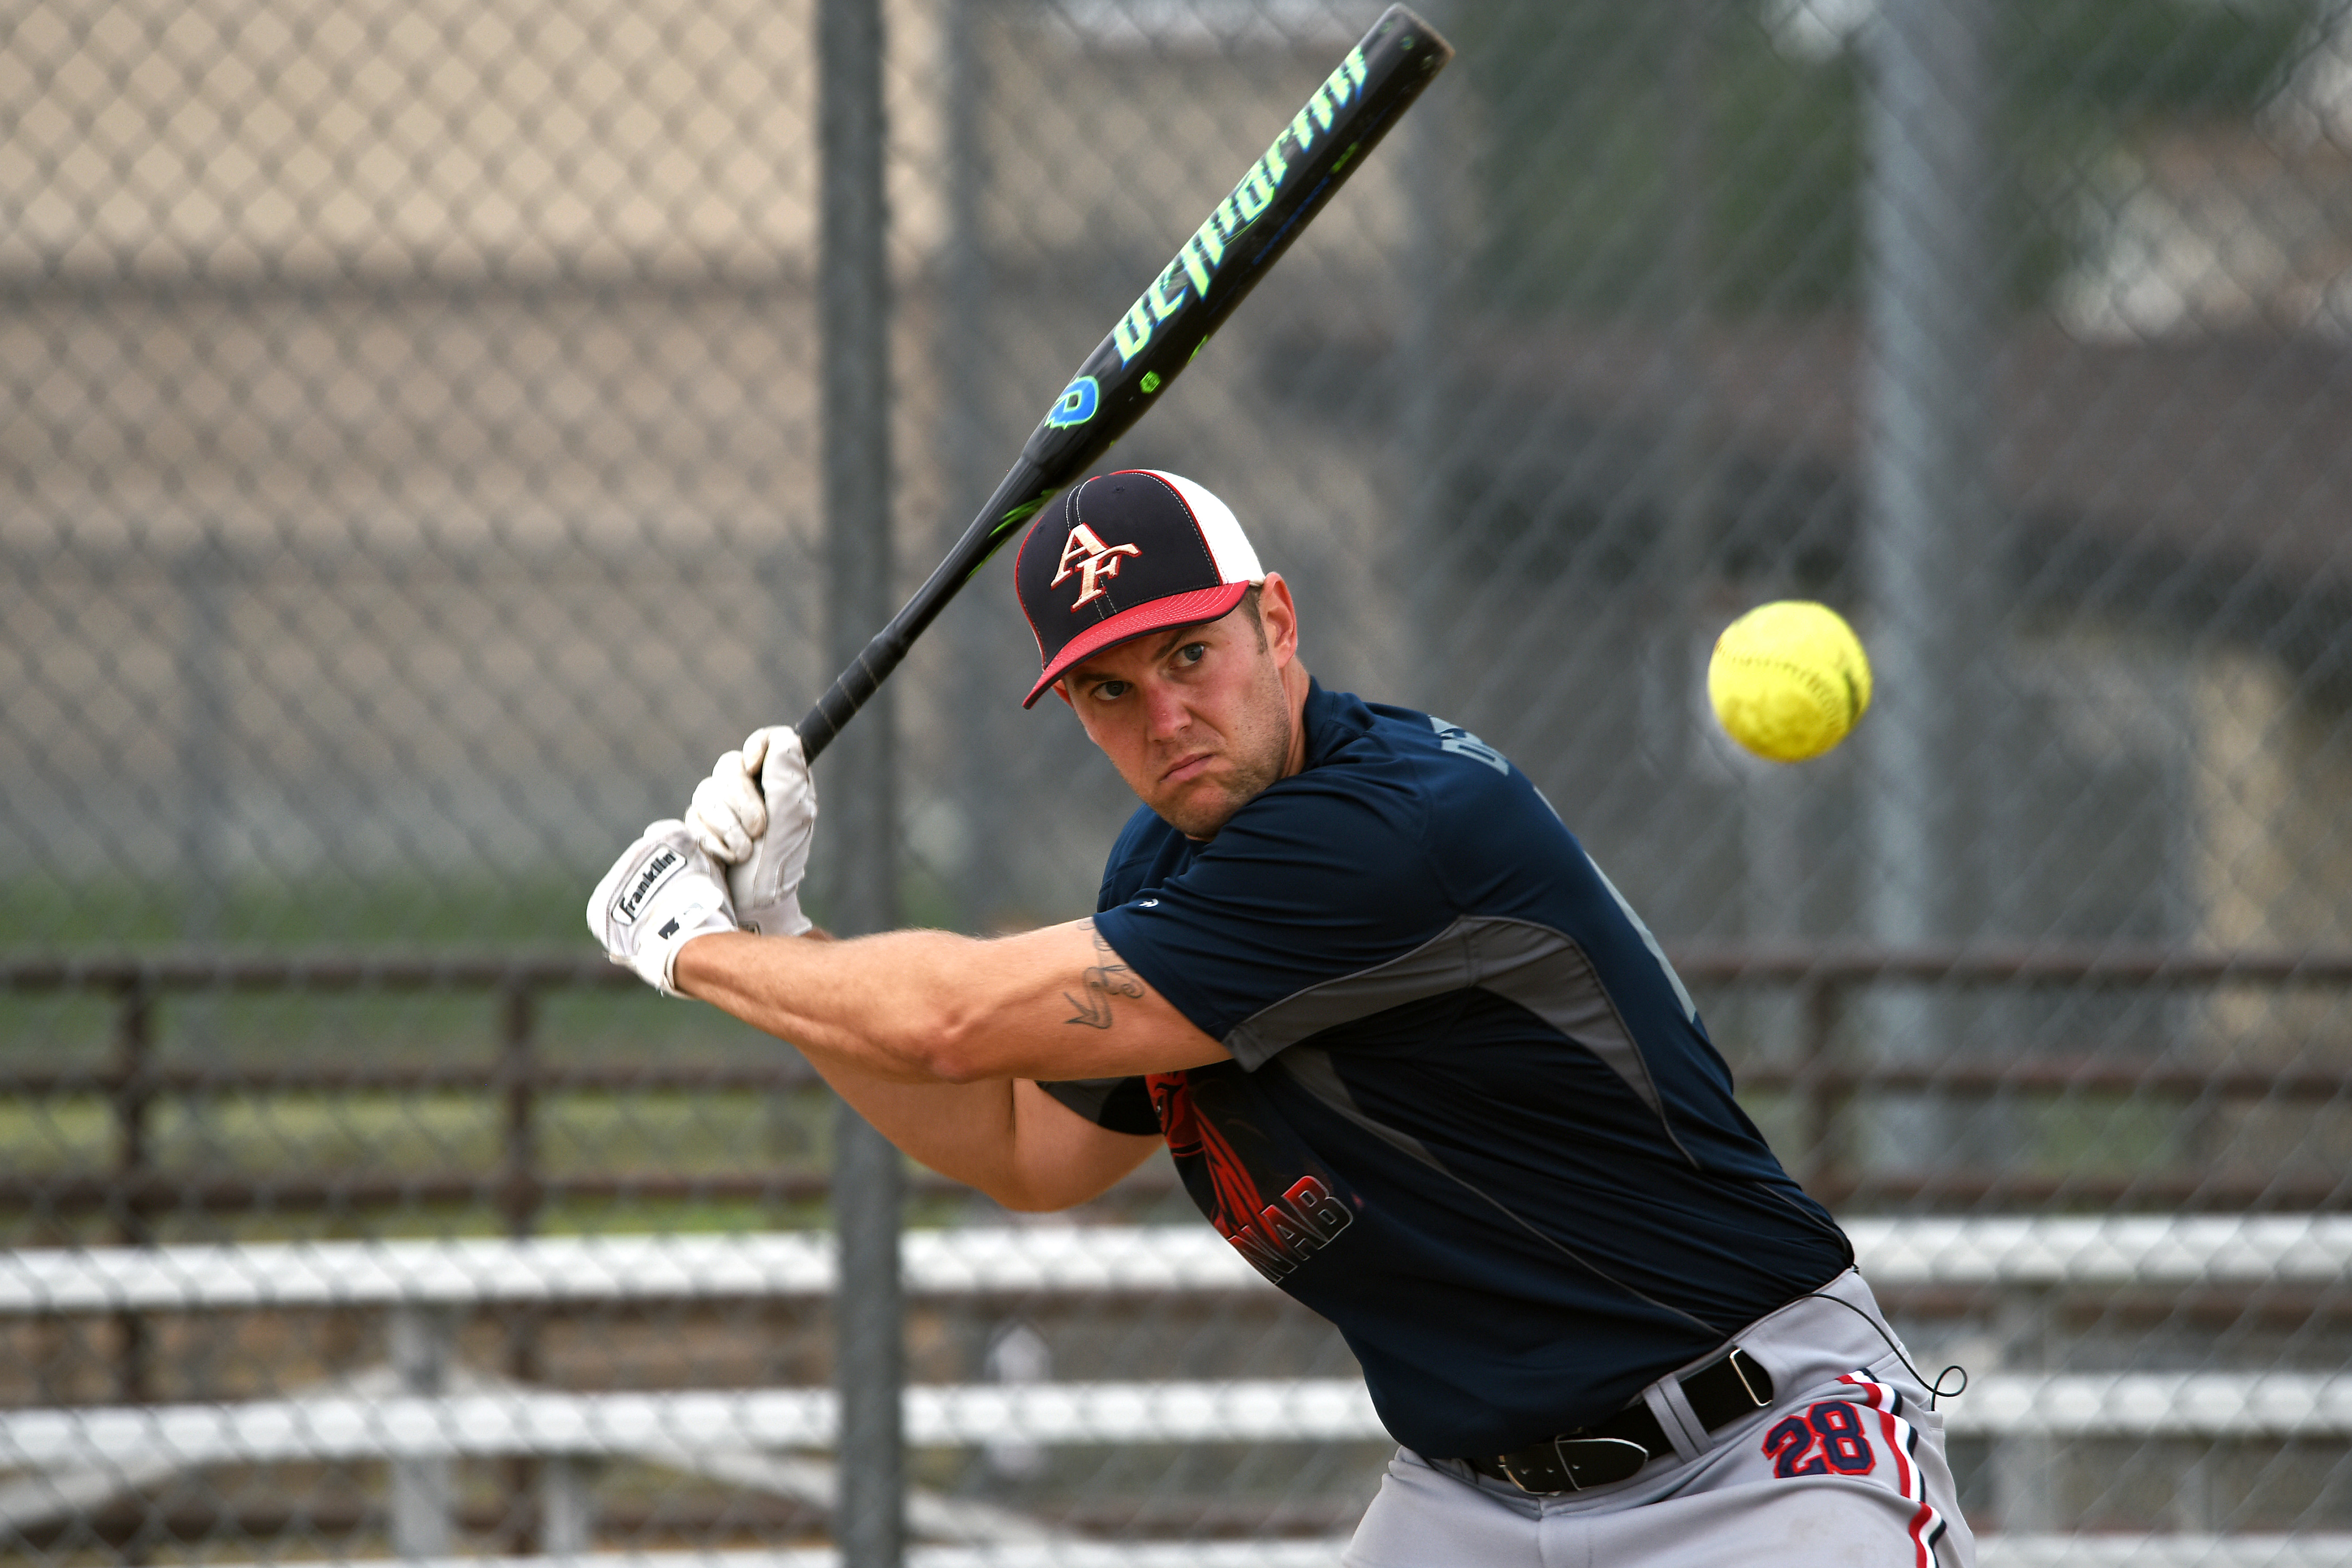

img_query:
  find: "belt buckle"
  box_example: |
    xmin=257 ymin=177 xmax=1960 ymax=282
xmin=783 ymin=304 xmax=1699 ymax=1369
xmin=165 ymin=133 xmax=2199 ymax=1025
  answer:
xmin=1724 ymin=1346 xmax=1773 ymax=1409
xmin=1492 ymin=1449 xmax=1563 ymax=1494
xmin=1493 ymin=1434 xmax=1650 ymax=1494
xmin=1552 ymin=1435 xmax=1650 ymax=1490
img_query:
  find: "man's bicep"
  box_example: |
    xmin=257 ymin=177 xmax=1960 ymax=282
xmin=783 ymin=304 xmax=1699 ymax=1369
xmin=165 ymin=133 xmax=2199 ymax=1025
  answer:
xmin=1003 ymin=1079 xmax=1163 ymax=1211
xmin=963 ymin=918 xmax=1229 ymax=1081
xmin=1087 ymin=789 xmax=1447 ymax=1047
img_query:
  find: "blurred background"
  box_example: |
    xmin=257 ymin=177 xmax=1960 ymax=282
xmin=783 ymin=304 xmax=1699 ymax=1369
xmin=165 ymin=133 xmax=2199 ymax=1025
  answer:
xmin=3 ymin=0 xmax=2352 ymax=1561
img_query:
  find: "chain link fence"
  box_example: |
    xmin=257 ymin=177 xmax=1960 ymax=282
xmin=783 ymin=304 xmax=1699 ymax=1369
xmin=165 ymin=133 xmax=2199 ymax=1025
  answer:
xmin=5 ymin=0 xmax=2352 ymax=1560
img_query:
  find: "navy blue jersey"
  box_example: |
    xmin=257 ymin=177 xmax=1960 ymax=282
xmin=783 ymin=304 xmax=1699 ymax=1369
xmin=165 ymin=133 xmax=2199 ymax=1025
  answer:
xmin=1040 ymin=683 xmax=1851 ymax=1459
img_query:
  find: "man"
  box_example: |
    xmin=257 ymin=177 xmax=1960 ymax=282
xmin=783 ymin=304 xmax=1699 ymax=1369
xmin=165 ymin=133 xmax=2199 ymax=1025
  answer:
xmin=590 ymin=470 xmax=1974 ymax=1567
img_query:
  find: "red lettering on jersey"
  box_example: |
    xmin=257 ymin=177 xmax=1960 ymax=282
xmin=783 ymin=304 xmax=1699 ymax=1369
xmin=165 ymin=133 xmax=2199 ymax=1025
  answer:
xmin=1220 ymin=1219 xmax=1295 ymax=1280
xmin=1285 ymin=1176 xmax=1354 ymax=1242
xmin=1260 ymin=1202 xmax=1321 ymax=1258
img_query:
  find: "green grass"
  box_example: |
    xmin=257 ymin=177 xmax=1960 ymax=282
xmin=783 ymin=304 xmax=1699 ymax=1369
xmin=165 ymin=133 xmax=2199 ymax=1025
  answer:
xmin=0 ymin=870 xmax=597 ymax=948
xmin=0 ymin=1089 xmax=837 ymax=1176
xmin=1732 ymin=1084 xmax=2286 ymax=1185
xmin=0 ymin=859 xmax=971 ymax=952
xmin=0 ymin=866 xmax=1072 ymax=1245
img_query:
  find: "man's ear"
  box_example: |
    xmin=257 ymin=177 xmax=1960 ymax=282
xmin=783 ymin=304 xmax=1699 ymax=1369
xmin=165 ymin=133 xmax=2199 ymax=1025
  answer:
xmin=1052 ymin=680 xmax=1073 ymax=711
xmin=1258 ymin=572 xmax=1300 ymax=663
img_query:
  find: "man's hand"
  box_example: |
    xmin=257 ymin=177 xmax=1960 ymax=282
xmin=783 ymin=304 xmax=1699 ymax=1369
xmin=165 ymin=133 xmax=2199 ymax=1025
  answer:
xmin=587 ymin=821 xmax=740 ymax=996
xmin=686 ymin=726 xmax=817 ymax=937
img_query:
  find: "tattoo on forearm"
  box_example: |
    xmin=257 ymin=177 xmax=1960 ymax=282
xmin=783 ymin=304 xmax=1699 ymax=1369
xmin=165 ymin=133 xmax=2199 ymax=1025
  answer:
xmin=1064 ymin=920 xmax=1144 ymax=1030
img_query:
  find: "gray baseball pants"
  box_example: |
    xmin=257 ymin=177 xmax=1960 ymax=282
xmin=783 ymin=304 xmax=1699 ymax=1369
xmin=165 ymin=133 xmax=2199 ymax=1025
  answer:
xmin=1343 ymin=1270 xmax=1977 ymax=1568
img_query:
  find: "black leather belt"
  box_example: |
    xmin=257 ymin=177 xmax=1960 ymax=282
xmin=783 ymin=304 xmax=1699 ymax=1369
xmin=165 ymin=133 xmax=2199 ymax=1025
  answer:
xmin=1464 ymin=1346 xmax=1776 ymax=1494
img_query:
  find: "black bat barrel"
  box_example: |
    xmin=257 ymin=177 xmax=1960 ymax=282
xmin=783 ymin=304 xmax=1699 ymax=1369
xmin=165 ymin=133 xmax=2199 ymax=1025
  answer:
xmin=796 ymin=5 xmax=1453 ymax=764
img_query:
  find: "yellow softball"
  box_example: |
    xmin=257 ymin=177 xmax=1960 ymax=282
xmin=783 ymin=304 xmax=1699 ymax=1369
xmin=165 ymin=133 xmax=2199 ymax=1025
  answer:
xmin=1707 ymin=601 xmax=1873 ymax=763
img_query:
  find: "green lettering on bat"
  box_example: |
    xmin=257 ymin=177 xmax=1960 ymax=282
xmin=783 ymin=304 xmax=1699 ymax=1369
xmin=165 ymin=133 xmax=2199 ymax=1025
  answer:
xmin=1140 ymin=371 xmax=1162 ymax=393
xmin=1113 ymin=297 xmax=1154 ymax=361
xmin=1179 ymin=230 xmax=1216 ymax=296
xmin=1261 ymin=132 xmax=1289 ymax=184
xmin=972 ymin=490 xmax=1058 ymax=573
xmin=1235 ymin=162 xmax=1274 ymax=221
xmin=1148 ymin=264 xmax=1186 ymax=323
xmin=1108 ymin=43 xmax=1377 ymax=373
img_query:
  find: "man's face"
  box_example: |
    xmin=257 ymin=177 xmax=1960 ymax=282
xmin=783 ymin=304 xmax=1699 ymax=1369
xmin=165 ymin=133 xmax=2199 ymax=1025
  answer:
xmin=1057 ymin=576 xmax=1302 ymax=839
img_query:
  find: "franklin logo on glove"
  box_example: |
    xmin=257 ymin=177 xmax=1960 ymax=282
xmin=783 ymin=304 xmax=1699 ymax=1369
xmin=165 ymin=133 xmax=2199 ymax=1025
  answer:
xmin=613 ymin=847 xmax=683 ymax=925
xmin=587 ymin=822 xmax=741 ymax=997
xmin=589 ymin=723 xmax=821 ymax=998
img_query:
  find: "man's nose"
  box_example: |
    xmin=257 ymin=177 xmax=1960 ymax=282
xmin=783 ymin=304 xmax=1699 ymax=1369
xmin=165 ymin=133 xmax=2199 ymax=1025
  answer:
xmin=1142 ymin=679 xmax=1192 ymax=738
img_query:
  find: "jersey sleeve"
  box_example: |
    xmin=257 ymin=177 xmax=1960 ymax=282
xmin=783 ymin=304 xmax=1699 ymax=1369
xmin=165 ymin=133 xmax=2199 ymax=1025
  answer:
xmin=1092 ymin=769 xmax=1452 ymax=1069
xmin=1035 ymin=1075 xmax=1159 ymax=1136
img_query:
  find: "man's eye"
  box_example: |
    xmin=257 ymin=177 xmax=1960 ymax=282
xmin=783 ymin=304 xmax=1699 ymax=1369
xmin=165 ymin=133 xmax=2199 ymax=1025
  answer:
xmin=1093 ymin=680 xmax=1129 ymax=700
xmin=1176 ymin=643 xmax=1208 ymax=665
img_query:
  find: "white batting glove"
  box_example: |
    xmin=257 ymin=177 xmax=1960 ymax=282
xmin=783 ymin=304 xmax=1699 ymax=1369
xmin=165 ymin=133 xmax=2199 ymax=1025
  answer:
xmin=685 ymin=725 xmax=817 ymax=937
xmin=587 ymin=820 xmax=740 ymax=997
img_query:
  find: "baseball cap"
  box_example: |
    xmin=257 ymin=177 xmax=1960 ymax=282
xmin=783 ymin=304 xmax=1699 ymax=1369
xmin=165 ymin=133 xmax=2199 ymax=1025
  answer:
xmin=1014 ymin=470 xmax=1264 ymax=707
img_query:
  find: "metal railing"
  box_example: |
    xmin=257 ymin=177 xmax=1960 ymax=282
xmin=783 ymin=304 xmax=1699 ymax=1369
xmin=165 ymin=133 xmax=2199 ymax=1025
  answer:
xmin=6 ymin=944 xmax=2350 ymax=1231
xmin=5 ymin=945 xmax=2352 ymax=1554
xmin=9 ymin=1219 xmax=2352 ymax=1562
xmin=1672 ymin=945 xmax=2352 ymax=1211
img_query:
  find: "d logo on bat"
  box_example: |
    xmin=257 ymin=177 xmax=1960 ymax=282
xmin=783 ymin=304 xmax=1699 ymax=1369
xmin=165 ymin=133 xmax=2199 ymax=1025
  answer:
xmin=1046 ymin=375 xmax=1100 ymax=429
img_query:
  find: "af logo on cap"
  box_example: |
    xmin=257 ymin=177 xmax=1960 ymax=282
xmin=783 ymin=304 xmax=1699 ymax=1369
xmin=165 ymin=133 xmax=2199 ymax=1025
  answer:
xmin=1013 ymin=469 xmax=1264 ymax=708
xmin=1050 ymin=524 xmax=1143 ymax=609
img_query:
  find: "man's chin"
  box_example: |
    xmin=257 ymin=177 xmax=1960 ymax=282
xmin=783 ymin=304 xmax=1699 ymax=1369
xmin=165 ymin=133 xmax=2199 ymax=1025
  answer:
xmin=1152 ymin=781 xmax=1247 ymax=840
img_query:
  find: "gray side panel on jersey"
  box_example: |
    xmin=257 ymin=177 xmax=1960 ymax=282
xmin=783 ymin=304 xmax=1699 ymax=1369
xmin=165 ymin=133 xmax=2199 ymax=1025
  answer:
xmin=1223 ymin=914 xmax=1670 ymax=1130
xmin=1532 ymin=785 xmax=1700 ymax=1027
xmin=1272 ymin=1028 xmax=1719 ymax=1336
xmin=1277 ymin=1045 xmax=1447 ymax=1171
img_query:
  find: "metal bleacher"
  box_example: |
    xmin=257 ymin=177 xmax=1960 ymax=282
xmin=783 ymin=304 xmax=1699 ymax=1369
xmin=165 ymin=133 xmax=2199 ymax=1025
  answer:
xmin=6 ymin=1217 xmax=2351 ymax=1566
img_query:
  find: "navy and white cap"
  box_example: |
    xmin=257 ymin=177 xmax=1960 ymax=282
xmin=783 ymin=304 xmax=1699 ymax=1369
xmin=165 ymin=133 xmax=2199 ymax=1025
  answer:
xmin=1014 ymin=470 xmax=1264 ymax=707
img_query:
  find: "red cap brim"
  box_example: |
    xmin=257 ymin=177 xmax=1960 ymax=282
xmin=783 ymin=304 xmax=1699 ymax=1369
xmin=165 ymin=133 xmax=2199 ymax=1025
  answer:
xmin=1022 ymin=582 xmax=1252 ymax=707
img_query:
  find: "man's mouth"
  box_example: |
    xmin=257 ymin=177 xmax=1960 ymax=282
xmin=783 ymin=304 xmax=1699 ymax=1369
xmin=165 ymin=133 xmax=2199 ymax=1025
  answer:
xmin=1161 ymin=751 xmax=1217 ymax=787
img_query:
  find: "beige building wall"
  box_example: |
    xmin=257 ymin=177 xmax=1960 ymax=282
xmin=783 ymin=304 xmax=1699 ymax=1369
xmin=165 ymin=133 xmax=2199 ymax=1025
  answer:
xmin=4 ymin=0 xmax=842 ymax=282
xmin=0 ymin=0 xmax=1422 ymax=898
xmin=2191 ymin=647 xmax=2352 ymax=1062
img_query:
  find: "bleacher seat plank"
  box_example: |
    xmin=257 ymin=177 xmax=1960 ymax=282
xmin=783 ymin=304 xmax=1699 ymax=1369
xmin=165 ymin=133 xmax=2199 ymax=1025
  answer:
xmin=5 ymin=1216 xmax=2349 ymax=1315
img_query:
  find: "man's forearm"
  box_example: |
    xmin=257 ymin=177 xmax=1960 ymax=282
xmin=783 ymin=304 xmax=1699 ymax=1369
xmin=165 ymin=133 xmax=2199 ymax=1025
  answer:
xmin=676 ymin=928 xmax=978 ymax=1083
xmin=672 ymin=921 xmax=1230 ymax=1085
xmin=784 ymin=1041 xmax=1019 ymax=1196
xmin=675 ymin=930 xmax=1159 ymax=1209
xmin=784 ymin=1052 xmax=1153 ymax=1211
xmin=674 ymin=930 xmax=1018 ymax=1193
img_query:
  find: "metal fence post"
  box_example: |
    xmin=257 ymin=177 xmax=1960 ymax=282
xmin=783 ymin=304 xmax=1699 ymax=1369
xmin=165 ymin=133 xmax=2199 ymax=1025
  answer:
xmin=537 ymin=1458 xmax=600 ymax=1555
xmin=943 ymin=0 xmax=1006 ymax=935
xmin=1990 ymin=1288 xmax=2056 ymax=1529
xmin=1398 ymin=0 xmax=1468 ymax=709
xmin=388 ymin=1305 xmax=455 ymax=1559
xmin=109 ymin=977 xmax=155 ymax=1404
xmin=820 ymin=0 xmax=905 ymax=1564
xmin=1859 ymin=0 xmax=2000 ymax=1137
xmin=1651 ymin=0 xmax=1717 ymax=782
xmin=499 ymin=979 xmax=545 ymax=1550
xmin=1797 ymin=972 xmax=1843 ymax=1200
